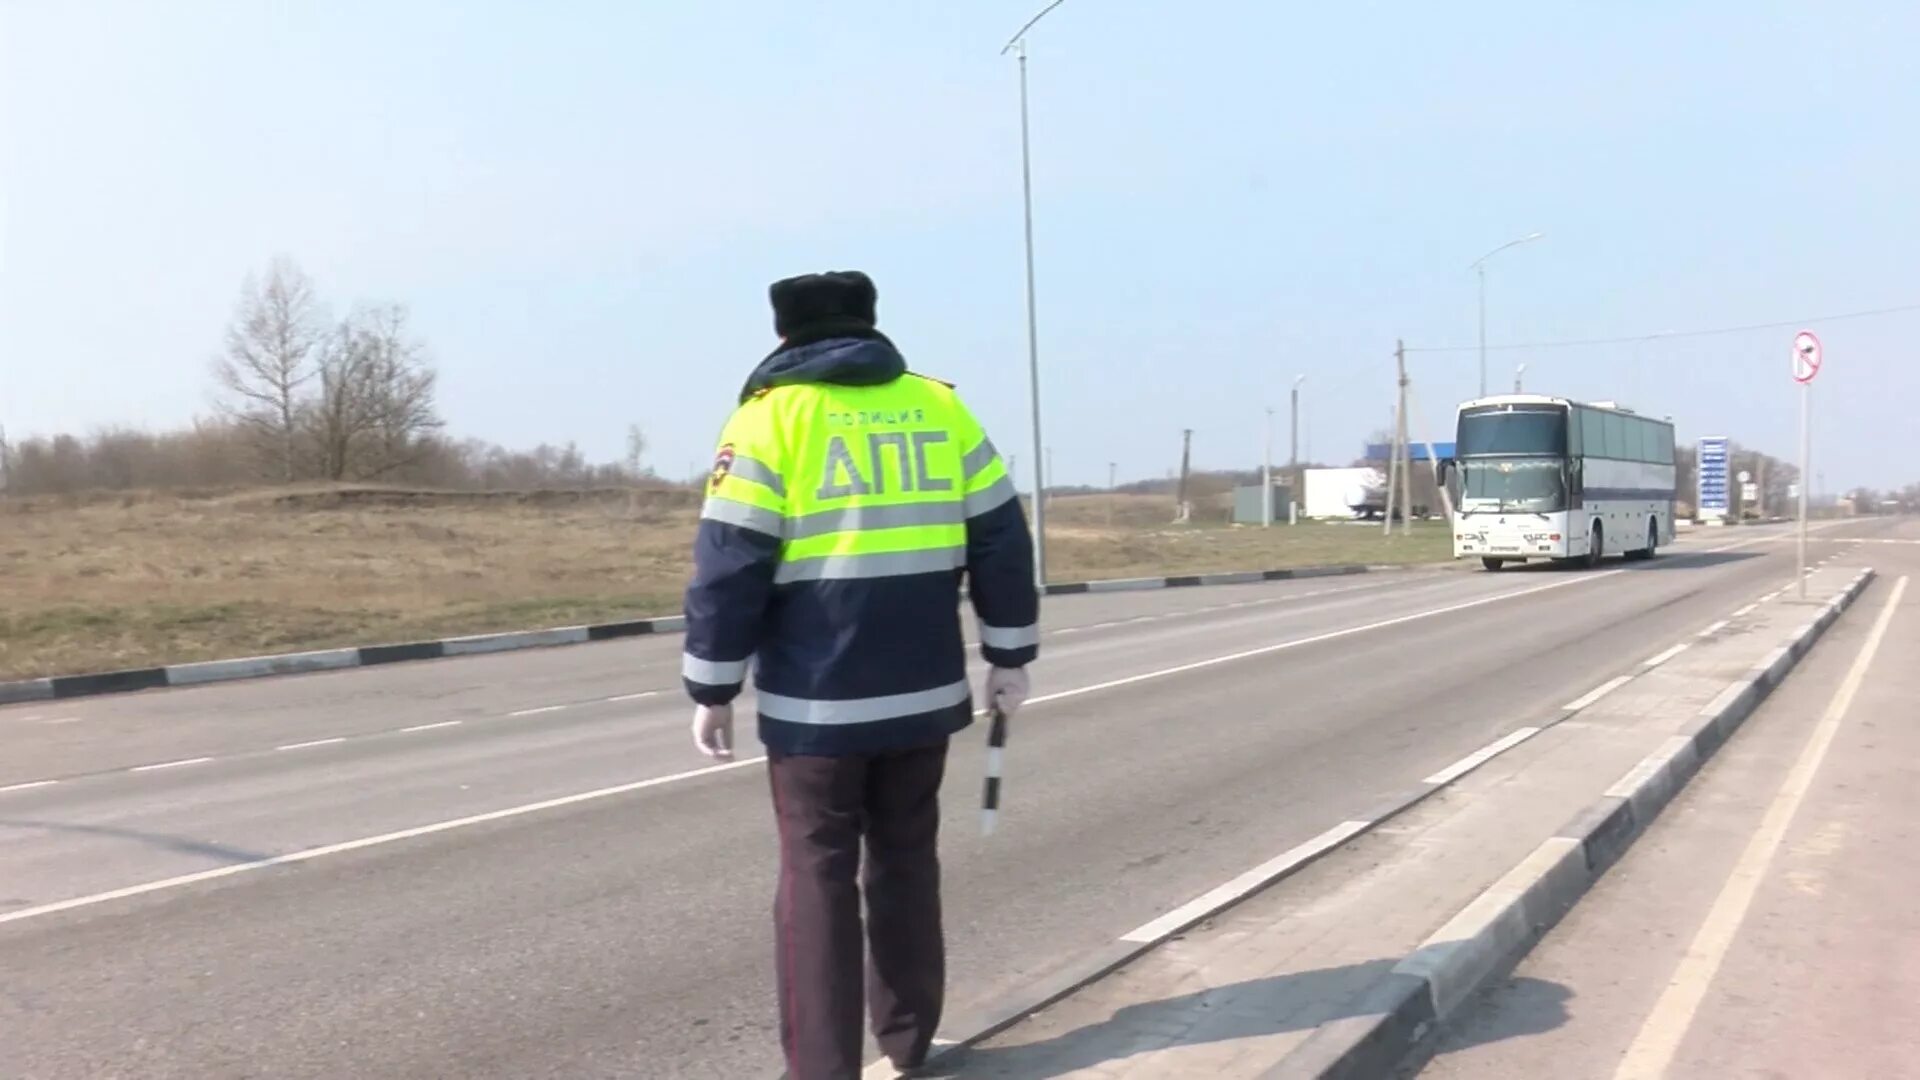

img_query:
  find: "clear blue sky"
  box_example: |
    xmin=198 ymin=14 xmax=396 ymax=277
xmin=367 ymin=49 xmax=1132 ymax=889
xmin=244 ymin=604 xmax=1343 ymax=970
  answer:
xmin=4 ymin=1 xmax=1916 ymax=491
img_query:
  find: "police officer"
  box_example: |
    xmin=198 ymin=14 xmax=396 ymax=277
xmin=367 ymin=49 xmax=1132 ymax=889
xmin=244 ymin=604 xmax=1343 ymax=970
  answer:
xmin=682 ymin=271 xmax=1038 ymax=1080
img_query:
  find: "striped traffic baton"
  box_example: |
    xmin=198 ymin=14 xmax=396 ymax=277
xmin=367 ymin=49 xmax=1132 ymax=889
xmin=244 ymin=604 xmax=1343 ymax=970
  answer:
xmin=980 ymin=705 xmax=1009 ymax=836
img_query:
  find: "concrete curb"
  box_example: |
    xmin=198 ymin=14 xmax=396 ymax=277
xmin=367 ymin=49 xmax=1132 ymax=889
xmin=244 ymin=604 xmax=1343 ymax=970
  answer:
xmin=862 ymin=786 xmax=1471 ymax=1078
xmin=0 ymin=563 xmax=1417 ymax=707
xmin=1262 ymin=566 xmax=1877 ymax=1080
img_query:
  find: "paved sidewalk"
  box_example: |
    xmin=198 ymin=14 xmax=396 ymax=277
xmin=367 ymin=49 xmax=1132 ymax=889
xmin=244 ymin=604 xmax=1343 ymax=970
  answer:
xmin=1423 ymin=549 xmax=1920 ymax=1078
xmin=929 ymin=563 xmax=1870 ymax=1079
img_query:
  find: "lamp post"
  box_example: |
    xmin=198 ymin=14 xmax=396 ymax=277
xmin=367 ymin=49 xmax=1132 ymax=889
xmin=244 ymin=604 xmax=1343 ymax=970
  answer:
xmin=1003 ymin=0 xmax=1071 ymax=587
xmin=1470 ymin=231 xmax=1545 ymax=398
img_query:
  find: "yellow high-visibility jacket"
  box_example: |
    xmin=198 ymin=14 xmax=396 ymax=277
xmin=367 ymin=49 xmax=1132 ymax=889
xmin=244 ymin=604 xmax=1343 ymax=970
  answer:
xmin=683 ymin=334 xmax=1038 ymax=755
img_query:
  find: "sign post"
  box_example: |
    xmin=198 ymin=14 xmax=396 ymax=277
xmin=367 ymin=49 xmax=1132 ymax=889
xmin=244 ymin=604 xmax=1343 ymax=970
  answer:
xmin=1697 ymin=436 xmax=1731 ymax=525
xmin=1792 ymin=330 xmax=1822 ymax=598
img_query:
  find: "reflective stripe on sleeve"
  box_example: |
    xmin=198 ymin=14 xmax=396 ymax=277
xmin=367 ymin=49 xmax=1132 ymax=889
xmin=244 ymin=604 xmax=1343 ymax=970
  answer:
xmin=960 ymin=438 xmax=999 ymax=480
xmin=773 ymin=546 xmax=966 ymax=584
xmin=729 ymin=454 xmax=787 ymax=498
xmin=756 ymin=678 xmax=971 ymax=726
xmin=787 ymin=500 xmax=965 ymax=541
xmin=701 ymin=496 xmax=785 ymax=537
xmin=682 ymin=653 xmax=750 ymax=684
xmin=964 ymin=475 xmax=1017 ymax=517
xmin=978 ymin=621 xmax=1040 ymax=650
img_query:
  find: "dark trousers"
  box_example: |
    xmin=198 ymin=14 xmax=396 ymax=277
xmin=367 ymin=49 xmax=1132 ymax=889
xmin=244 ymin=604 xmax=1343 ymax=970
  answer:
xmin=768 ymin=738 xmax=949 ymax=1080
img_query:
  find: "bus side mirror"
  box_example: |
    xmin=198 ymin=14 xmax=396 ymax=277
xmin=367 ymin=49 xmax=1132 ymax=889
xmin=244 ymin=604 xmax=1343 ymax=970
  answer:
xmin=1435 ymin=458 xmax=1454 ymax=484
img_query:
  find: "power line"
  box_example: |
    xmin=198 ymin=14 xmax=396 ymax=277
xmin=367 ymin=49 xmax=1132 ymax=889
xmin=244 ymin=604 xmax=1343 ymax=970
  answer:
xmin=1405 ymin=301 xmax=1920 ymax=355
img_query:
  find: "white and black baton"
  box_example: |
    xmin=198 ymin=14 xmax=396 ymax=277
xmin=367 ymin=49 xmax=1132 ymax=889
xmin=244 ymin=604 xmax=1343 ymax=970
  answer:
xmin=980 ymin=705 xmax=1009 ymax=836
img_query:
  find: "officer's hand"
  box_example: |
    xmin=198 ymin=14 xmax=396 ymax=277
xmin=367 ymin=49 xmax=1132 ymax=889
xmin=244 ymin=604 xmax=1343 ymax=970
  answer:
xmin=986 ymin=667 xmax=1030 ymax=719
xmin=691 ymin=704 xmax=734 ymax=762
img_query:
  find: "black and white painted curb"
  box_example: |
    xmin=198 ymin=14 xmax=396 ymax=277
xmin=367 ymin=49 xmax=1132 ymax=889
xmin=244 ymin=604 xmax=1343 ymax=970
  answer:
xmin=850 ymin=567 xmax=1872 ymax=1080
xmin=0 ymin=563 xmax=1391 ymax=707
xmin=1261 ymin=566 xmax=1877 ymax=1080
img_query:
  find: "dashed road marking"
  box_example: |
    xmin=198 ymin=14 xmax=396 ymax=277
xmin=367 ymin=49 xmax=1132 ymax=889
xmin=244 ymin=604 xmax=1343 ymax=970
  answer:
xmin=507 ymin=705 xmax=566 ymax=718
xmin=1731 ymin=603 xmax=1758 ymax=617
xmin=605 ymin=691 xmax=660 ymax=703
xmin=0 ymin=780 xmax=60 ymax=794
xmin=1423 ymin=727 xmax=1544 ymax=786
xmin=277 ymin=737 xmax=347 ymax=751
xmin=130 ymin=757 xmax=213 ymax=773
xmin=400 ymin=720 xmax=462 ymax=733
xmin=1563 ymin=675 xmax=1634 ymax=712
xmin=1641 ymin=642 xmax=1691 ymax=669
xmin=1698 ymin=619 xmax=1731 ymax=637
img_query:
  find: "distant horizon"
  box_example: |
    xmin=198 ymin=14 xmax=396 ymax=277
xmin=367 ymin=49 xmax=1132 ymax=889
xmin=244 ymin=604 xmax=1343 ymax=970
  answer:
xmin=5 ymin=2 xmax=1916 ymax=491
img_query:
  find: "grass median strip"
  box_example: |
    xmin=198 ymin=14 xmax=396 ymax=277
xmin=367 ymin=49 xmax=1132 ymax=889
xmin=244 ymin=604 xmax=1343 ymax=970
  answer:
xmin=0 ymin=488 xmax=1450 ymax=680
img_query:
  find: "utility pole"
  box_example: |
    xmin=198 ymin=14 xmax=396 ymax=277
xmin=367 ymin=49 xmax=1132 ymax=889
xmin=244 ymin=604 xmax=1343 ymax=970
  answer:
xmin=1175 ymin=429 xmax=1193 ymax=523
xmin=1262 ymin=407 xmax=1274 ymax=527
xmin=1384 ymin=339 xmax=1413 ymax=537
xmin=1107 ymin=460 xmax=1117 ymax=527
xmin=1514 ymin=362 xmax=1526 ymax=394
xmin=1290 ymin=374 xmax=1305 ymax=522
xmin=1045 ymin=445 xmax=1054 ymax=514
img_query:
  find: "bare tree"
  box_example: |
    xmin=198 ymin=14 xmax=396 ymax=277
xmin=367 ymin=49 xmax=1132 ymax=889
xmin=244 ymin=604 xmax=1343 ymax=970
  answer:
xmin=214 ymin=258 xmax=323 ymax=482
xmin=309 ymin=304 xmax=442 ymax=481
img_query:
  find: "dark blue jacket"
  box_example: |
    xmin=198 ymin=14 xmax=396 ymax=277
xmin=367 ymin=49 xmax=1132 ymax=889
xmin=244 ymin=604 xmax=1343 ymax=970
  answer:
xmin=683 ymin=336 xmax=1038 ymax=756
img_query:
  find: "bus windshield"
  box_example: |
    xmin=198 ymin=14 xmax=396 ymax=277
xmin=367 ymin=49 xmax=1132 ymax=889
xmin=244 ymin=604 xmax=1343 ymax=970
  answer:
xmin=1457 ymin=407 xmax=1567 ymax=456
xmin=1460 ymin=458 xmax=1567 ymax=513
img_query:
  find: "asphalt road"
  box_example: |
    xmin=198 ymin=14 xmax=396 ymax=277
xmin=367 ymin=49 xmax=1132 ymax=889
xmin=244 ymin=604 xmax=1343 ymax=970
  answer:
xmin=0 ymin=521 xmax=1890 ymax=1079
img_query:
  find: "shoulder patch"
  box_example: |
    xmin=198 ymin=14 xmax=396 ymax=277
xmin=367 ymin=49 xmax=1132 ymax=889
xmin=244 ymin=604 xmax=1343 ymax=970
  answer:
xmin=709 ymin=443 xmax=736 ymax=492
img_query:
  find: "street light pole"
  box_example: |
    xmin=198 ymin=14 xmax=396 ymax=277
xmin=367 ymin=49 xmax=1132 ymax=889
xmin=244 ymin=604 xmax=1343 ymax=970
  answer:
xmin=1290 ymin=374 xmax=1305 ymax=524
xmin=1263 ymin=407 xmax=1274 ymax=527
xmin=1004 ymin=0 xmax=1070 ymax=588
xmin=1469 ymin=231 xmax=1545 ymax=399
xmin=1514 ymin=362 xmax=1526 ymax=394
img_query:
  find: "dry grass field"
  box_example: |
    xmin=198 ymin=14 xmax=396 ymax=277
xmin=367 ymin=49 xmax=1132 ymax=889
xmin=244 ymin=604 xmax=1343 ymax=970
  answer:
xmin=0 ymin=487 xmax=1450 ymax=679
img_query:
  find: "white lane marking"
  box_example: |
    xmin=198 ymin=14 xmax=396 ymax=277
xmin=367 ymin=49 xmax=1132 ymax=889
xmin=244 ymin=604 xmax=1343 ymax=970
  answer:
xmin=1023 ymin=572 xmax=1621 ymax=712
xmin=0 ymin=571 xmax=1609 ymax=924
xmin=1698 ymin=620 xmax=1731 ymax=637
xmin=0 ymin=780 xmax=60 ymax=794
xmin=1758 ymin=591 xmax=1781 ymax=602
xmin=400 ymin=720 xmax=462 ymax=733
xmin=1730 ymin=604 xmax=1758 ymax=617
xmin=1039 ymin=579 xmax=1409 ymax=638
xmin=0 ymin=757 xmax=768 ymax=928
xmin=42 ymin=716 xmax=81 ymax=725
xmin=277 ymin=737 xmax=347 ymax=751
xmin=1423 ymin=727 xmax=1543 ymax=786
xmin=507 ymin=705 xmax=566 ymax=718
xmin=130 ymin=757 xmax=213 ymax=772
xmin=605 ymin=691 xmax=660 ymax=703
xmin=1614 ymin=575 xmax=1909 ymax=1080
xmin=1563 ymin=675 xmax=1634 ymax=712
xmin=1120 ymin=820 xmax=1372 ymax=944
xmin=1641 ymin=642 xmax=1691 ymax=670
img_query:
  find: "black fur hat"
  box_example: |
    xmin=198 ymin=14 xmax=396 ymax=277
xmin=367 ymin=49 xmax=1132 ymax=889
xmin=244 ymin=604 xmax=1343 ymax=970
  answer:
xmin=769 ymin=270 xmax=878 ymax=339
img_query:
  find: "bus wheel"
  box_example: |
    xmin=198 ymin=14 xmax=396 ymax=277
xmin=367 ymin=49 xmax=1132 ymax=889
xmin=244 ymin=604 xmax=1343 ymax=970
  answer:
xmin=1482 ymin=557 xmax=1504 ymax=572
xmin=1627 ymin=518 xmax=1658 ymax=561
xmin=1584 ymin=523 xmax=1604 ymax=569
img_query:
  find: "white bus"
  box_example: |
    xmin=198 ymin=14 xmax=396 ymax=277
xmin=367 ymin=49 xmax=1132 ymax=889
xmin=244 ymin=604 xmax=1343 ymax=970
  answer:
xmin=1447 ymin=395 xmax=1676 ymax=570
